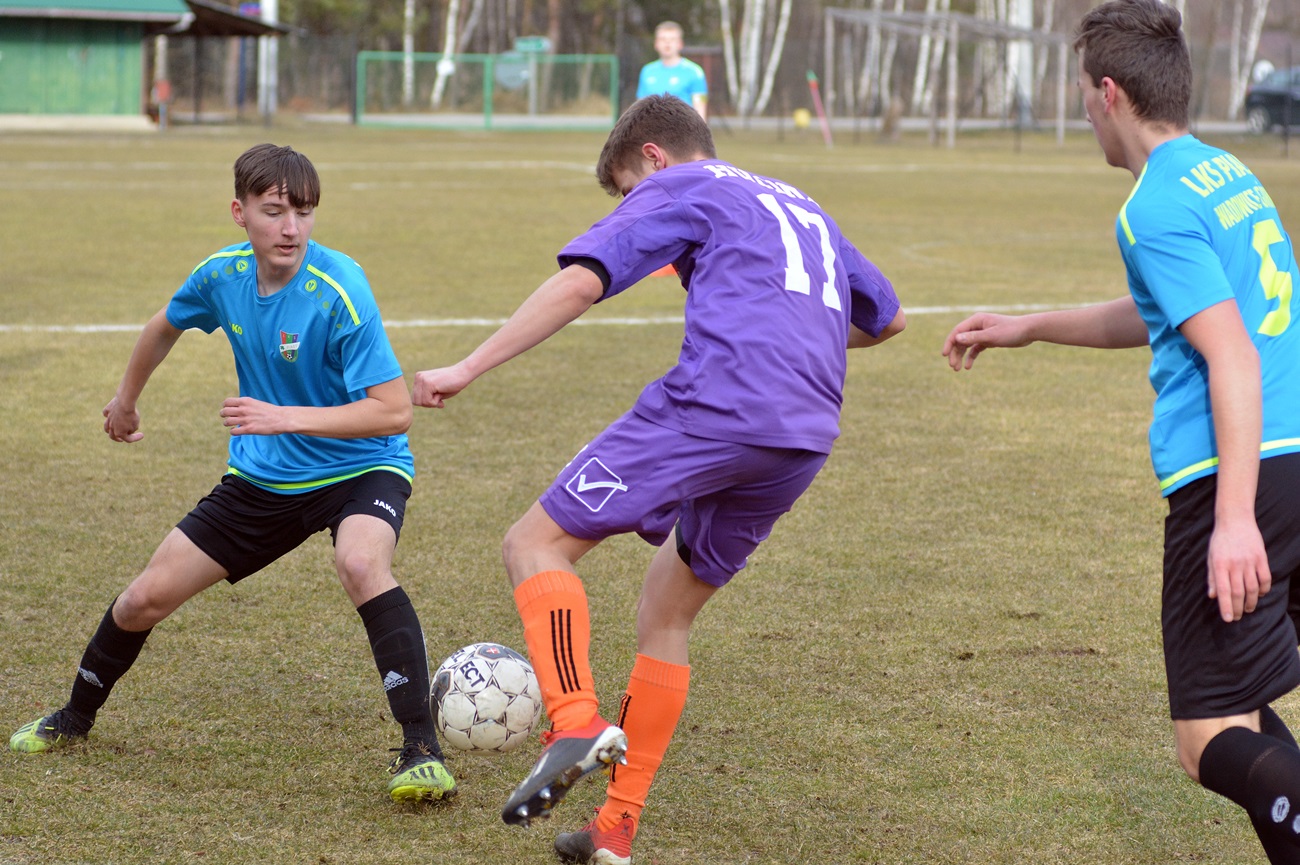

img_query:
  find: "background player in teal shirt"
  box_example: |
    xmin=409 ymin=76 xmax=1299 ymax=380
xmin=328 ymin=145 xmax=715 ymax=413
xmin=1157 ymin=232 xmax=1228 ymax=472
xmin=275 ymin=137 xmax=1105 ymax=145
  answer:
xmin=636 ymin=21 xmax=708 ymax=119
xmin=942 ymin=1 xmax=1300 ymax=860
xmin=9 ymin=144 xmax=456 ymax=807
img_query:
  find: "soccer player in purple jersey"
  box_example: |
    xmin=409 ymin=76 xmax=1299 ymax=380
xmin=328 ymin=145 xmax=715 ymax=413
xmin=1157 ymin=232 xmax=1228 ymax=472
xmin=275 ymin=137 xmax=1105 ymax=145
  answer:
xmin=413 ymin=94 xmax=904 ymax=864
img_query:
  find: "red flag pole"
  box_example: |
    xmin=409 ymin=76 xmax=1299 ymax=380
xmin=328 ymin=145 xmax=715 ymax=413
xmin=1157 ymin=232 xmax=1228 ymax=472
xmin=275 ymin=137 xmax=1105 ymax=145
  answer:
xmin=806 ymin=71 xmax=833 ymax=149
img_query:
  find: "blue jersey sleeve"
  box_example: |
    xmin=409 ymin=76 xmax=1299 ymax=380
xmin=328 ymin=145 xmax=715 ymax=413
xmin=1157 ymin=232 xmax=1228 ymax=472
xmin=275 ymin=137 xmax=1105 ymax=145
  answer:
xmin=166 ymin=266 xmax=224 ymax=333
xmin=311 ymin=253 xmax=406 ymax=398
xmin=332 ymin=311 xmax=405 ymax=397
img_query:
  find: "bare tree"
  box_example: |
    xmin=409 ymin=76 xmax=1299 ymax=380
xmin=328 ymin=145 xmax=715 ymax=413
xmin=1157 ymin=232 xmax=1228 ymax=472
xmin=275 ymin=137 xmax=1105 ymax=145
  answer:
xmin=719 ymin=0 xmax=795 ymax=117
xmin=1227 ymin=0 xmax=1270 ymax=118
xmin=403 ymin=0 xmax=416 ymax=106
xmin=855 ymin=0 xmax=885 ymax=111
xmin=754 ymin=0 xmax=793 ymax=113
xmin=918 ymin=0 xmax=952 ymax=115
xmin=910 ymin=0 xmax=940 ymax=114
xmin=852 ymin=0 xmax=908 ymax=115
xmin=431 ymin=0 xmax=487 ymax=108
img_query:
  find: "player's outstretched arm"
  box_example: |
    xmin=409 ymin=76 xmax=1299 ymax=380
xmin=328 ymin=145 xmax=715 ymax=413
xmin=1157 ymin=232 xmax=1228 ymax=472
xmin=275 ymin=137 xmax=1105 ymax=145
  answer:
xmin=942 ymin=295 xmax=1148 ymax=371
xmin=1179 ymin=300 xmax=1269 ymax=623
xmin=103 ymin=306 xmax=185 ymax=443
xmin=848 ymin=308 xmax=906 ymax=348
xmin=221 ymin=376 xmax=412 ymax=439
xmin=412 ymin=264 xmax=605 ymax=409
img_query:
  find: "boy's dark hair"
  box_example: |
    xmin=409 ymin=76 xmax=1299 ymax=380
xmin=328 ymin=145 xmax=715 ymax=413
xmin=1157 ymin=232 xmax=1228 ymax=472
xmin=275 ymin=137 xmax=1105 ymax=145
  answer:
xmin=595 ymin=95 xmax=716 ymax=197
xmin=233 ymin=143 xmax=321 ymax=208
xmin=1073 ymin=0 xmax=1190 ymax=129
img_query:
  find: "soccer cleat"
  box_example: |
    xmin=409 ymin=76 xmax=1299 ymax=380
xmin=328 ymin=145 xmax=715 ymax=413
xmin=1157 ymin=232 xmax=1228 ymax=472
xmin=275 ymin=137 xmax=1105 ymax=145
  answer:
xmin=554 ymin=809 xmax=635 ymax=865
xmin=387 ymin=741 xmax=457 ymax=804
xmin=501 ymin=716 xmax=627 ymax=827
xmin=9 ymin=710 xmax=90 ymax=754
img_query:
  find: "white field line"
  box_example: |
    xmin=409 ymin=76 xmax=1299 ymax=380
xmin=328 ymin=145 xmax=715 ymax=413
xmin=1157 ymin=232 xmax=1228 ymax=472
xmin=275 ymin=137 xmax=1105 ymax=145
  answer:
xmin=0 ymin=303 xmax=1088 ymax=335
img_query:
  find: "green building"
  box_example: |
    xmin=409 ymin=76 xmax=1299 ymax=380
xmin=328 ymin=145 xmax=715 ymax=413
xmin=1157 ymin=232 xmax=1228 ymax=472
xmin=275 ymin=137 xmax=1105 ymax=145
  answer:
xmin=0 ymin=1 xmax=189 ymax=116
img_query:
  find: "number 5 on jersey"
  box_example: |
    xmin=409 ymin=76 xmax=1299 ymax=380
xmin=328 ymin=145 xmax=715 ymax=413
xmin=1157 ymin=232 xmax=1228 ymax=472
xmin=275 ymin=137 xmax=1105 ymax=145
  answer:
xmin=1254 ymin=218 xmax=1293 ymax=337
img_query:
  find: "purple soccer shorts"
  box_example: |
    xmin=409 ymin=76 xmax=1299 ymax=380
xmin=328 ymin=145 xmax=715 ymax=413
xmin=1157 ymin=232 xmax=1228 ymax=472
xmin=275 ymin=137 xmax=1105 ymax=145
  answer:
xmin=538 ymin=410 xmax=827 ymax=587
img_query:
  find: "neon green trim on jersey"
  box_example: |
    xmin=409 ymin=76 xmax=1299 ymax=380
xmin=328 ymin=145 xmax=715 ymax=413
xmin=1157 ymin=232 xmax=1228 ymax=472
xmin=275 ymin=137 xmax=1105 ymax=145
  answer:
xmin=1118 ymin=163 xmax=1148 ymax=247
xmin=1157 ymin=456 xmax=1218 ymax=491
xmin=1157 ymin=438 xmax=1300 ymax=491
xmin=306 ymin=264 xmax=362 ymax=325
xmin=1262 ymin=437 xmax=1300 ymax=455
xmin=228 ymin=464 xmax=413 ymax=491
xmin=192 ymin=248 xmax=255 ymax=274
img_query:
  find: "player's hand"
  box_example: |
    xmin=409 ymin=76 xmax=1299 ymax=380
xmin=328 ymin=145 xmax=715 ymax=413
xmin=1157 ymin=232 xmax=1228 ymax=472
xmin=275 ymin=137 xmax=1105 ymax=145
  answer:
xmin=412 ymin=364 xmax=473 ymax=409
xmin=1205 ymin=515 xmax=1271 ymax=623
xmin=942 ymin=313 xmax=1033 ymax=371
xmin=220 ymin=396 xmax=286 ymax=436
xmin=103 ymin=396 xmax=144 ymax=443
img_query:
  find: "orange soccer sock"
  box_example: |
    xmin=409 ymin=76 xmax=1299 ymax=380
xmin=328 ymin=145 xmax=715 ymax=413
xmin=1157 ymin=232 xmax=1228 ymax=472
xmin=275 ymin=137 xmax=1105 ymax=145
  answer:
xmin=596 ymin=653 xmax=691 ymax=835
xmin=514 ymin=570 xmax=598 ymax=732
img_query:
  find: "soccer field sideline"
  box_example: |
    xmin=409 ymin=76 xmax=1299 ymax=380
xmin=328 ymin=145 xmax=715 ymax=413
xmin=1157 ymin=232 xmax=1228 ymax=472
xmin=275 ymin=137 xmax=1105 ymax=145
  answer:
xmin=0 ymin=301 xmax=1088 ymax=334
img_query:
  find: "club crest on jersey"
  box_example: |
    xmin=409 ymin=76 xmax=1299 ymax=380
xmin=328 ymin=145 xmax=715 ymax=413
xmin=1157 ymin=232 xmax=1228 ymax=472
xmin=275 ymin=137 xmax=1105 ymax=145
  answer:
xmin=278 ymin=330 xmax=300 ymax=362
xmin=564 ymin=457 xmax=629 ymax=512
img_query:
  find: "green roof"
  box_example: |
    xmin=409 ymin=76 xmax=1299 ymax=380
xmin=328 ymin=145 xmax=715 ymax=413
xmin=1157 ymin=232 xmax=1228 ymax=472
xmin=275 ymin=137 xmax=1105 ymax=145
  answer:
xmin=0 ymin=0 xmax=188 ymax=19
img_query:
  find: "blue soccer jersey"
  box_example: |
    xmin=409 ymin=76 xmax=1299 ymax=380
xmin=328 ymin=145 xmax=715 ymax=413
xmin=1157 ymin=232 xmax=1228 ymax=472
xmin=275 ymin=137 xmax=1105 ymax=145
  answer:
xmin=1118 ymin=135 xmax=1300 ymax=495
xmin=558 ymin=160 xmax=900 ymax=454
xmin=636 ymin=58 xmax=707 ymax=105
xmin=166 ymin=239 xmax=414 ymax=492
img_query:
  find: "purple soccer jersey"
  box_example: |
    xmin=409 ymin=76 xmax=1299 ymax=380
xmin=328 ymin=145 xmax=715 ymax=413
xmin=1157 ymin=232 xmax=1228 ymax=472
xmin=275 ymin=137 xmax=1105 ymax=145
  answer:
xmin=558 ymin=159 xmax=899 ymax=454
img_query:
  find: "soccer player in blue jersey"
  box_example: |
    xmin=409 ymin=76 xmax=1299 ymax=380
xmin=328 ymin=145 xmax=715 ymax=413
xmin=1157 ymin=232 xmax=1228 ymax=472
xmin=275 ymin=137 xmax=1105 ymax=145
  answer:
xmin=942 ymin=2 xmax=1300 ymax=860
xmin=636 ymin=21 xmax=708 ymax=119
xmin=8 ymin=143 xmax=456 ymax=805
xmin=412 ymin=94 xmax=904 ymax=863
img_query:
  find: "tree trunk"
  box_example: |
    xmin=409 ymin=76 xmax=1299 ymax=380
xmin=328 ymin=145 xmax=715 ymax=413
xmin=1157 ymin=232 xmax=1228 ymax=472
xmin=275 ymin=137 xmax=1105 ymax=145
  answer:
xmin=856 ymin=0 xmax=884 ymax=113
xmin=878 ymin=0 xmax=904 ymax=115
xmin=403 ymin=0 xmax=416 ymax=106
xmin=919 ymin=0 xmax=951 ymax=115
xmin=719 ymin=0 xmax=740 ymax=107
xmin=431 ymin=0 xmax=462 ymax=108
xmin=910 ymin=0 xmax=938 ymax=114
xmin=738 ymin=0 xmax=765 ymax=116
xmin=1228 ymin=0 xmax=1270 ymax=119
xmin=753 ymin=0 xmax=793 ymax=115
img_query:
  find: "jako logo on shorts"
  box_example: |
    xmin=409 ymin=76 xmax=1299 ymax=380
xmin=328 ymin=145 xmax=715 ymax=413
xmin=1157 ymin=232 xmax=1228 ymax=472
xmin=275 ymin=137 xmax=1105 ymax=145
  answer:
xmin=564 ymin=457 xmax=629 ymax=512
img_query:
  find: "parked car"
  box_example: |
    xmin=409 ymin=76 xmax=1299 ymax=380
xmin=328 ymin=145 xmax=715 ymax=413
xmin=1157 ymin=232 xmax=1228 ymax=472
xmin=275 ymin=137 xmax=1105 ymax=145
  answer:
xmin=1246 ymin=66 xmax=1300 ymax=133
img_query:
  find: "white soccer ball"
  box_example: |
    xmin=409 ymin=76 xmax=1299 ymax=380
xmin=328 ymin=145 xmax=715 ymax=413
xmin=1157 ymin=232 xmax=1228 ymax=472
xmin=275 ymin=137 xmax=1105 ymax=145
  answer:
xmin=431 ymin=642 xmax=544 ymax=754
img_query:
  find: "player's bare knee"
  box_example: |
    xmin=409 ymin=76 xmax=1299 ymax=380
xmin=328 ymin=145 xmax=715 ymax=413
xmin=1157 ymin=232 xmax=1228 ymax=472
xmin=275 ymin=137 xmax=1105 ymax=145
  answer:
xmin=113 ymin=583 xmax=168 ymax=630
xmin=335 ymin=547 xmax=383 ymax=591
xmin=1178 ymin=745 xmax=1203 ymax=783
xmin=501 ymin=515 xmax=546 ymax=576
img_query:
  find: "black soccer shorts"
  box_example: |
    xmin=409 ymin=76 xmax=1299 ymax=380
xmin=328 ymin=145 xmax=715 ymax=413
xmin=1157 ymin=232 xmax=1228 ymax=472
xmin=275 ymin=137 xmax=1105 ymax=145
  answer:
xmin=1162 ymin=452 xmax=1300 ymax=719
xmin=176 ymin=470 xmax=411 ymax=584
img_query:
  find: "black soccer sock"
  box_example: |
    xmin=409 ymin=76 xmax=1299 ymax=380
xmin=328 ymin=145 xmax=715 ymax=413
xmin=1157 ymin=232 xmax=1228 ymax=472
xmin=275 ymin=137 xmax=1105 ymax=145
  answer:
xmin=64 ymin=600 xmax=153 ymax=729
xmin=358 ymin=586 xmax=440 ymax=756
xmin=1199 ymin=726 xmax=1300 ymax=864
xmin=1260 ymin=705 xmax=1299 ymax=749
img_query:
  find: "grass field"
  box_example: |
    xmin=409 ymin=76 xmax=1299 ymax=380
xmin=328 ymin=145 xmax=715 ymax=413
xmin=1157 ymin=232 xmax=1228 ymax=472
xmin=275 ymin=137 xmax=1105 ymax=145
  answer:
xmin=3 ymin=119 xmax=1300 ymax=864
